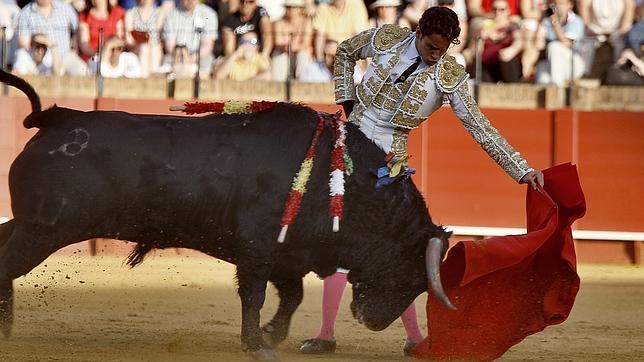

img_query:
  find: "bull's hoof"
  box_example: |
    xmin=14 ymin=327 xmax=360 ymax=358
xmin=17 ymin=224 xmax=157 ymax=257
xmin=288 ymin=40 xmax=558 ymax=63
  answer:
xmin=248 ymin=347 xmax=280 ymax=361
xmin=261 ymin=323 xmax=286 ymax=347
xmin=299 ymin=338 xmax=336 ymax=354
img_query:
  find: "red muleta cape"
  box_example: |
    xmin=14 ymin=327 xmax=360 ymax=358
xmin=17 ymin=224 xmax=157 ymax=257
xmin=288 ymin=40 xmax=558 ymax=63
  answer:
xmin=414 ymin=163 xmax=586 ymax=360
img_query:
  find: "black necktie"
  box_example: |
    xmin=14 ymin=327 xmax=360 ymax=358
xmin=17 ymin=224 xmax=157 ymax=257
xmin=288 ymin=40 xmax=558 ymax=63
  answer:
xmin=395 ymin=56 xmax=422 ymax=83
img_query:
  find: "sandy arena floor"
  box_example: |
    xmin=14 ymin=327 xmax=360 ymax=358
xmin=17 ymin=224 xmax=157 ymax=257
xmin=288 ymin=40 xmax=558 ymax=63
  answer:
xmin=0 ymin=250 xmax=642 ymax=362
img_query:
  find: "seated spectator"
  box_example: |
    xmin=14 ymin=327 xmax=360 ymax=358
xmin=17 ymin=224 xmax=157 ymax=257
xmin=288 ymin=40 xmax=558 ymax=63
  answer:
xmin=13 ymin=33 xmax=60 ymax=75
xmin=437 ymin=0 xmax=468 ymax=66
xmin=79 ymin=0 xmax=126 ymax=62
xmin=298 ymin=37 xmax=365 ymax=82
xmin=369 ymin=0 xmax=411 ymax=28
xmin=16 ymin=0 xmax=88 ymax=75
xmin=605 ymin=1 xmax=644 ymax=85
xmin=520 ymin=0 xmax=547 ymax=79
xmin=97 ymin=35 xmax=143 ymax=77
xmin=467 ymin=0 xmax=520 ymax=55
xmin=578 ymin=0 xmax=635 ymax=83
xmin=221 ymin=0 xmax=272 ymax=59
xmin=214 ymin=31 xmax=271 ymax=80
xmin=124 ymin=0 xmax=165 ymax=76
xmin=534 ymin=0 xmax=585 ymax=86
xmin=299 ymin=38 xmax=336 ymax=82
xmin=312 ymin=0 xmax=369 ymax=62
xmin=0 ymin=0 xmax=19 ymax=66
xmin=271 ymin=0 xmax=314 ymax=81
xmin=468 ymin=0 xmax=523 ymax=82
xmin=162 ymin=0 xmax=218 ymax=76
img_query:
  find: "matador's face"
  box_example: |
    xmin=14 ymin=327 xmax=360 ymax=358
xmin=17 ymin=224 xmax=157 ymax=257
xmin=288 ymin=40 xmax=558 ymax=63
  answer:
xmin=414 ymin=30 xmax=452 ymax=67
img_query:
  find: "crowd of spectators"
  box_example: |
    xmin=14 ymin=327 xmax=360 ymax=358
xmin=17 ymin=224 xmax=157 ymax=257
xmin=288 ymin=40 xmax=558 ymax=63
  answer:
xmin=0 ymin=0 xmax=642 ymax=86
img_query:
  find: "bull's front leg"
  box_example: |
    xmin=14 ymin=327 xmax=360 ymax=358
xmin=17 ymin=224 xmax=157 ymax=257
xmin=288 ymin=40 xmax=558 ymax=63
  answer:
xmin=236 ymin=245 xmax=276 ymax=360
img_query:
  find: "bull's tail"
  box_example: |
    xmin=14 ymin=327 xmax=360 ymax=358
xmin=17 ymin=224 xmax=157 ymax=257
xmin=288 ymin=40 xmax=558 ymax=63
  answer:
xmin=0 ymin=69 xmax=42 ymax=115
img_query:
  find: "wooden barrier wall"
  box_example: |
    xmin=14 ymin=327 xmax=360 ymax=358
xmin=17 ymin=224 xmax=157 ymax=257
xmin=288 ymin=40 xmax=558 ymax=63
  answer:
xmin=1 ymin=96 xmax=643 ymax=262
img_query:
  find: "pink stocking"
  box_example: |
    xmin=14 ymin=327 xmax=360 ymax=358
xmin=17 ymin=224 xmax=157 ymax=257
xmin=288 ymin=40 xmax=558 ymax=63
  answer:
xmin=400 ymin=302 xmax=424 ymax=343
xmin=315 ymin=271 xmax=348 ymax=340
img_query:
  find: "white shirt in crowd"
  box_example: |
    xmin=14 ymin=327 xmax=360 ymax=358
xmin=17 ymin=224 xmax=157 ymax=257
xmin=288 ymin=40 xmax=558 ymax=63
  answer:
xmin=100 ymin=52 xmax=144 ymax=78
xmin=13 ymin=48 xmax=55 ymax=75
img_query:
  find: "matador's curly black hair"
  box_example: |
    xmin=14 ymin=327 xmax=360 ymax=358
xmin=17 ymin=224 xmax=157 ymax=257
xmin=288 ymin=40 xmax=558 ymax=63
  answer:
xmin=418 ymin=7 xmax=461 ymax=44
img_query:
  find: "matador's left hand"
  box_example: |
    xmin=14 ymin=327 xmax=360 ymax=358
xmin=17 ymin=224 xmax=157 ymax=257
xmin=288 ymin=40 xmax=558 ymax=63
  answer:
xmin=520 ymin=170 xmax=545 ymax=190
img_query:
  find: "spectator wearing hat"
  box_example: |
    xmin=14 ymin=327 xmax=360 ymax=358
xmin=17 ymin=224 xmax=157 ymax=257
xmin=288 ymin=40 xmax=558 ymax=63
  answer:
xmin=369 ymin=0 xmax=411 ymax=28
xmin=214 ymin=31 xmax=271 ymax=80
xmin=271 ymin=0 xmax=314 ymax=81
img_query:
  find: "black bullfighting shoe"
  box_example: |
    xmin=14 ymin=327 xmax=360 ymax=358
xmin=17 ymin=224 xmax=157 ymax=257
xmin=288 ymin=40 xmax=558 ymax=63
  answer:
xmin=299 ymin=338 xmax=337 ymax=354
xmin=403 ymin=338 xmax=418 ymax=357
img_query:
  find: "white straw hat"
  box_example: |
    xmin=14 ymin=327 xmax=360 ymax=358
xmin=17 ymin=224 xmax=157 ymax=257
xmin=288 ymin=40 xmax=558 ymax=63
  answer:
xmin=284 ymin=0 xmax=306 ymax=7
xmin=369 ymin=0 xmax=402 ymax=9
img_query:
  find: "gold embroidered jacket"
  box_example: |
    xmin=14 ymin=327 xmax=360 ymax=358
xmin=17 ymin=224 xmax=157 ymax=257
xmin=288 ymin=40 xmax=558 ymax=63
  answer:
xmin=333 ymin=24 xmax=533 ymax=182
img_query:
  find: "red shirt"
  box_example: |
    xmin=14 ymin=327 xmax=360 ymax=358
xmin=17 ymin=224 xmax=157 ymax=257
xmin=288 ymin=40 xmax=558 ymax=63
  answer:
xmin=481 ymin=0 xmax=521 ymax=16
xmin=80 ymin=6 xmax=125 ymax=59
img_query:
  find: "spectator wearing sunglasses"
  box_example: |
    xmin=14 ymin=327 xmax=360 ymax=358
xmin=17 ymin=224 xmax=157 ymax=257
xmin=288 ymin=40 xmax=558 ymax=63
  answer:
xmin=12 ymin=33 xmax=61 ymax=75
xmin=467 ymin=0 xmax=523 ymax=83
xmin=214 ymin=31 xmax=271 ymax=80
xmin=97 ymin=35 xmax=144 ymax=77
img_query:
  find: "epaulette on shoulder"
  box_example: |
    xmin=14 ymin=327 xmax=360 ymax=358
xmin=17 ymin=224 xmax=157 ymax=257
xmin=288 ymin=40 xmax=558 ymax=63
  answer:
xmin=435 ymin=55 xmax=468 ymax=93
xmin=372 ymin=24 xmax=412 ymax=53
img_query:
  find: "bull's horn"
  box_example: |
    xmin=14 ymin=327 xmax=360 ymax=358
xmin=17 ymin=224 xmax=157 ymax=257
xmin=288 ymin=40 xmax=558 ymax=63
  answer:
xmin=426 ymin=237 xmax=456 ymax=310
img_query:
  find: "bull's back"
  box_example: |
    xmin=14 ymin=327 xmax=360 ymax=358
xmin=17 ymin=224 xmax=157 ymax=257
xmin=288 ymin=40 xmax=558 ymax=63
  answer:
xmin=9 ymin=105 xmax=320 ymax=242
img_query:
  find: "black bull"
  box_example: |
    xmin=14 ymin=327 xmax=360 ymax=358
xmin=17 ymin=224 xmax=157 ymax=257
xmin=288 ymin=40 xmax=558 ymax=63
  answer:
xmin=0 ymin=70 xmax=453 ymax=359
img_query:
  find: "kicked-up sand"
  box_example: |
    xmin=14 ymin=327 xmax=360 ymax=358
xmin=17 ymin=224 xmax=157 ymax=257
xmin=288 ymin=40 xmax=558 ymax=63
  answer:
xmin=0 ymin=249 xmax=642 ymax=362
